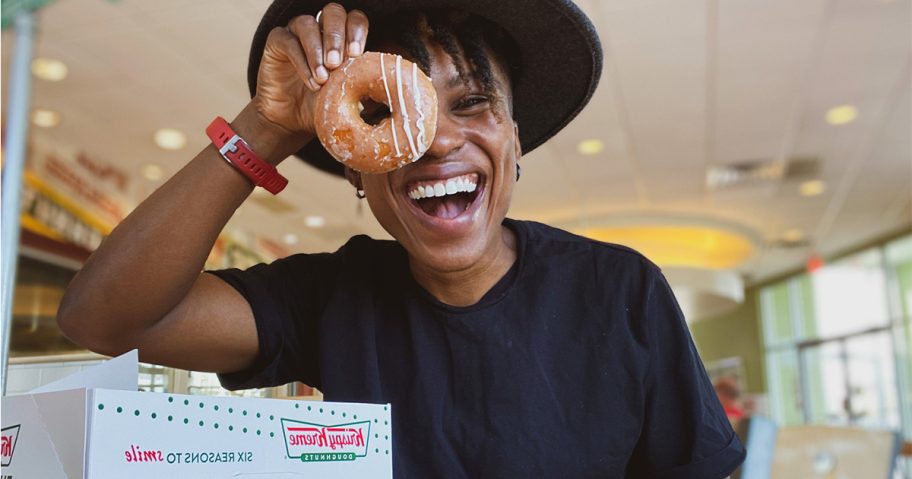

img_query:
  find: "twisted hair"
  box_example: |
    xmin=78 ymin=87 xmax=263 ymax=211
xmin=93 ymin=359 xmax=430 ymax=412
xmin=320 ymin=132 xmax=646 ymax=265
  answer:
xmin=365 ymin=10 xmax=521 ymax=116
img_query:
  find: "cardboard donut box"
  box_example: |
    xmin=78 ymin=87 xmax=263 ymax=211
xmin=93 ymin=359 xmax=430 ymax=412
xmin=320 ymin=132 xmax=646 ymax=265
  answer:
xmin=1 ymin=351 xmax=393 ymax=478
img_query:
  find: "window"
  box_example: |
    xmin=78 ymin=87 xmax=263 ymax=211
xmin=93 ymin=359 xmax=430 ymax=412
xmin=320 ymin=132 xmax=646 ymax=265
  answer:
xmin=138 ymin=363 xmax=169 ymax=393
xmin=186 ymin=371 xmax=273 ymax=398
xmin=760 ymin=234 xmax=912 ymax=441
xmin=886 ymin=235 xmax=912 ymax=451
xmin=811 ymin=248 xmax=890 ymax=337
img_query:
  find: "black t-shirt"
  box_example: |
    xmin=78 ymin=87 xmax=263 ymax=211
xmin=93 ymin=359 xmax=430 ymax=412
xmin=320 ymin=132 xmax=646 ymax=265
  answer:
xmin=210 ymin=219 xmax=745 ymax=478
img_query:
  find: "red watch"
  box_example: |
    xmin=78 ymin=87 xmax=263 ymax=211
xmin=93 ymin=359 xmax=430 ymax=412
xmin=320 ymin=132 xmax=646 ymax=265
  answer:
xmin=206 ymin=116 xmax=288 ymax=194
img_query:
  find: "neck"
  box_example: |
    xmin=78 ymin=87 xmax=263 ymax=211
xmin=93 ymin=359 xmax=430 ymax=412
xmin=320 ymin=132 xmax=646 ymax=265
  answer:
xmin=409 ymin=225 xmax=517 ymax=307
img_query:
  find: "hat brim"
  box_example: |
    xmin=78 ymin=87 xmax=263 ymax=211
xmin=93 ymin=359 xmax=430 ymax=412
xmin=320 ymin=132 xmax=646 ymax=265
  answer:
xmin=249 ymin=0 xmax=602 ymax=178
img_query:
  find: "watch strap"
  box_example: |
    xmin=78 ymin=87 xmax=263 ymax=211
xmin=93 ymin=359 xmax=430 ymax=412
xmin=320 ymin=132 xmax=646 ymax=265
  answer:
xmin=206 ymin=116 xmax=288 ymax=194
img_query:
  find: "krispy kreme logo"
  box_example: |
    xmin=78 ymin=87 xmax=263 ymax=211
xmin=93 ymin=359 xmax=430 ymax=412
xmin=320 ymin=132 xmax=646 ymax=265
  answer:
xmin=280 ymin=419 xmax=370 ymax=462
xmin=1 ymin=425 xmax=21 ymax=467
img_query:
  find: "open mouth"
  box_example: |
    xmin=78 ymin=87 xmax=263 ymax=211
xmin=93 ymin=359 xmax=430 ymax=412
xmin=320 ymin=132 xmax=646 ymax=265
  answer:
xmin=405 ymin=173 xmax=483 ymax=220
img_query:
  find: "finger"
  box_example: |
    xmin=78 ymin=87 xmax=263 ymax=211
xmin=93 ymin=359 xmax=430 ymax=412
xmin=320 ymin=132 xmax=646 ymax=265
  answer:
xmin=287 ymin=15 xmax=328 ymax=85
xmin=320 ymin=2 xmax=347 ymax=68
xmin=346 ymin=9 xmax=369 ymax=57
xmin=268 ymin=27 xmax=320 ymax=91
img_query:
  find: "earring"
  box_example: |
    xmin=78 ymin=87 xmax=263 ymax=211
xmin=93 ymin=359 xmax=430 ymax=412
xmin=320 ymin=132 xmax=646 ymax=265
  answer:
xmin=356 ymin=189 xmax=365 ymax=199
xmin=515 ymin=164 xmax=522 ymax=182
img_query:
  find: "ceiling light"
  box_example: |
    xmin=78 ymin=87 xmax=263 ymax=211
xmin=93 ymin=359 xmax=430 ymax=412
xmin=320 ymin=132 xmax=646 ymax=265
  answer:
xmin=782 ymin=229 xmax=804 ymax=243
xmin=31 ymin=109 xmax=60 ymax=128
xmin=31 ymin=57 xmax=68 ymax=81
xmin=154 ymin=128 xmax=187 ymax=150
xmin=142 ymin=164 xmax=164 ymax=181
xmin=282 ymin=233 xmax=299 ymax=245
xmin=577 ymin=225 xmax=755 ymax=270
xmin=800 ymin=180 xmax=826 ymax=197
xmin=304 ymin=215 xmax=326 ymax=228
xmin=576 ymin=139 xmax=604 ymax=155
xmin=826 ymin=105 xmax=858 ymax=125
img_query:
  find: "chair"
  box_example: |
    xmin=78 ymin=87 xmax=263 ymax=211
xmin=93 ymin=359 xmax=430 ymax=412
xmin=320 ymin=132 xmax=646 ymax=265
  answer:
xmin=769 ymin=425 xmax=901 ymax=479
xmin=732 ymin=418 xmax=902 ymax=479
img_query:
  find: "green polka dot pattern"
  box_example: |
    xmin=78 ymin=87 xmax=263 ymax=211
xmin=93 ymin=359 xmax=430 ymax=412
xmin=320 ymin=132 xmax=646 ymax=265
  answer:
xmin=91 ymin=393 xmax=394 ymax=457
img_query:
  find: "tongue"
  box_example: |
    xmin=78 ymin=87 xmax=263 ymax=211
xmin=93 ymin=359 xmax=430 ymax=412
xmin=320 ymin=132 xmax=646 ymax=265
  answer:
xmin=419 ymin=195 xmax=469 ymax=219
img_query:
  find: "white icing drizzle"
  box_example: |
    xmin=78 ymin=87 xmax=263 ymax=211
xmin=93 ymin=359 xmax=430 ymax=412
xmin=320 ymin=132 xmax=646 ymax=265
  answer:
xmin=412 ymin=63 xmax=427 ymax=152
xmin=380 ymin=53 xmax=401 ymax=157
xmin=339 ymin=59 xmax=353 ymax=121
xmin=395 ymin=55 xmax=418 ymax=161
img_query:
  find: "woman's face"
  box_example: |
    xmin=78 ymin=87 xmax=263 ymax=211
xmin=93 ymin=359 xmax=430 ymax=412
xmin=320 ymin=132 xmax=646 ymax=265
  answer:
xmin=360 ymin=41 xmax=520 ymax=274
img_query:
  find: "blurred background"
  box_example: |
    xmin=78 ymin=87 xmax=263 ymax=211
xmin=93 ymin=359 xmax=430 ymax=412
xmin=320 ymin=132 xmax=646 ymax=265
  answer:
xmin=1 ymin=0 xmax=910 ymax=476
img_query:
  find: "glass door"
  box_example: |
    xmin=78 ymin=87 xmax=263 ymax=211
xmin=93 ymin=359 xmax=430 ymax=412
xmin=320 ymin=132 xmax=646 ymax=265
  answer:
xmin=799 ymin=329 xmax=901 ymax=431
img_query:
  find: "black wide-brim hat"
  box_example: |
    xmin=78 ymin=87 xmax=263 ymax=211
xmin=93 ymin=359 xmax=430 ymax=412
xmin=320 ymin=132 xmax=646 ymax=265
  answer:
xmin=249 ymin=0 xmax=602 ymax=177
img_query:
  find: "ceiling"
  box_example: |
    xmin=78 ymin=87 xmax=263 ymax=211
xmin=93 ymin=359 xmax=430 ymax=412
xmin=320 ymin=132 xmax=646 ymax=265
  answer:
xmin=2 ymin=0 xmax=910 ymax=285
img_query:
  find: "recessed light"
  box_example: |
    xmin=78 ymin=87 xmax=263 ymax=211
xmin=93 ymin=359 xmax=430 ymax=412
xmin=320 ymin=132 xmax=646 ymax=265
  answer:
xmin=800 ymin=180 xmax=826 ymax=197
xmin=304 ymin=215 xmax=326 ymax=228
xmin=142 ymin=164 xmax=164 ymax=181
xmin=154 ymin=128 xmax=187 ymax=150
xmin=31 ymin=57 xmax=68 ymax=81
xmin=31 ymin=109 xmax=60 ymax=127
xmin=576 ymin=139 xmax=604 ymax=155
xmin=282 ymin=233 xmax=299 ymax=245
xmin=826 ymin=105 xmax=858 ymax=125
xmin=782 ymin=229 xmax=804 ymax=242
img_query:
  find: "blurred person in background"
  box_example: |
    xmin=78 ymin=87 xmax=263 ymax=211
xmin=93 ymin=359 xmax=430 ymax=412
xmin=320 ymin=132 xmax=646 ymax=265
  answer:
xmin=714 ymin=377 xmax=746 ymax=425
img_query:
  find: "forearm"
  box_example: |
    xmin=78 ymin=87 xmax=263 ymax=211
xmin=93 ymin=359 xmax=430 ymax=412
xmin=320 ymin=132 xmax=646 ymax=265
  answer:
xmin=58 ymin=103 xmax=310 ymax=351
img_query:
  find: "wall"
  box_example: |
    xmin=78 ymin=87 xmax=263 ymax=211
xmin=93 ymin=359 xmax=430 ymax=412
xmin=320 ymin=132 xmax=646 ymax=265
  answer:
xmin=690 ymin=289 xmax=767 ymax=394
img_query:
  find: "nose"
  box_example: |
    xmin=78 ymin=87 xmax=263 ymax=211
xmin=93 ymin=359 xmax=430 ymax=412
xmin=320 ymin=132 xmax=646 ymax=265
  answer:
xmin=422 ymin=111 xmax=464 ymax=160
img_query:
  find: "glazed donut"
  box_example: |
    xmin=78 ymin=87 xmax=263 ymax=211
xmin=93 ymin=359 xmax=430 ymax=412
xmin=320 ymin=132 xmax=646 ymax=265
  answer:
xmin=314 ymin=52 xmax=438 ymax=173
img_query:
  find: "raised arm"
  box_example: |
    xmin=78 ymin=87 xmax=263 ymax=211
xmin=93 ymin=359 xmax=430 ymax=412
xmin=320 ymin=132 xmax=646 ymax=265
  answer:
xmin=57 ymin=4 xmax=369 ymax=374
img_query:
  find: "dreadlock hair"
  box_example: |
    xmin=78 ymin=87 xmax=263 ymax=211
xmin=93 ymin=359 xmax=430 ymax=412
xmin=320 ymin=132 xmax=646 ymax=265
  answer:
xmin=364 ymin=10 xmax=522 ymax=117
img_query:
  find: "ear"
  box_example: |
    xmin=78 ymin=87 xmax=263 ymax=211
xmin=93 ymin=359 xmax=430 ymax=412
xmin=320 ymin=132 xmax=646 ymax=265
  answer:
xmin=513 ymin=121 xmax=522 ymax=162
xmin=343 ymin=166 xmax=363 ymax=190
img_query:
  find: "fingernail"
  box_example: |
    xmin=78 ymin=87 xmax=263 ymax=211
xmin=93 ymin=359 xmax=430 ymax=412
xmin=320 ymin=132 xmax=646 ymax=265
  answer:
xmin=316 ymin=66 xmax=329 ymax=82
xmin=348 ymin=41 xmax=361 ymax=56
xmin=327 ymin=50 xmax=341 ymax=66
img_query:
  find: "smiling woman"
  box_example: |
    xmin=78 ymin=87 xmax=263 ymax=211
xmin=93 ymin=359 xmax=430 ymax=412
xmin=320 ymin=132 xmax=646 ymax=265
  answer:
xmin=57 ymin=1 xmax=745 ymax=478
xmin=355 ymin=33 xmax=521 ymax=301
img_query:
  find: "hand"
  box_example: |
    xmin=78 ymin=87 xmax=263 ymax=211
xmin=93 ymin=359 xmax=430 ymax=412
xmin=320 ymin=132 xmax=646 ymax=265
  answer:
xmin=253 ymin=3 xmax=369 ymax=134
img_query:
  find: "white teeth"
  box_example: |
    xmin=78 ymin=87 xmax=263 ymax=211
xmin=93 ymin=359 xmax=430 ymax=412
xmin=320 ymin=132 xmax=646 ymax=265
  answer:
xmin=407 ymin=174 xmax=480 ymax=199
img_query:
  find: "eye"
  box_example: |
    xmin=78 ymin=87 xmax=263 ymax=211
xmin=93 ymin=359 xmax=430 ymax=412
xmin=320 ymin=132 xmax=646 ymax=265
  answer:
xmin=455 ymin=95 xmax=490 ymax=111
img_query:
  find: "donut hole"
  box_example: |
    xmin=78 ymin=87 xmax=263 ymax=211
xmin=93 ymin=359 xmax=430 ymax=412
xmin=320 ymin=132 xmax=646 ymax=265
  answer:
xmin=359 ymin=98 xmax=391 ymax=126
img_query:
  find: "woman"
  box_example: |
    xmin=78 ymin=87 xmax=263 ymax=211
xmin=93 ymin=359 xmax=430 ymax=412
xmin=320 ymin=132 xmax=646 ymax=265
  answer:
xmin=59 ymin=1 xmax=745 ymax=476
